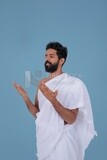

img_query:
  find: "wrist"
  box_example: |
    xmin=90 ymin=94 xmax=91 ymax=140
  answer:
xmin=51 ymin=98 xmax=64 ymax=113
xmin=51 ymin=97 xmax=58 ymax=106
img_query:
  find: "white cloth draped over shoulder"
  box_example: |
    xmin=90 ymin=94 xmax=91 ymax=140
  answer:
xmin=35 ymin=73 xmax=97 ymax=160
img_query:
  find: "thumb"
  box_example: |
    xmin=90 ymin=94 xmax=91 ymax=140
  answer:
xmin=54 ymin=90 xmax=59 ymax=96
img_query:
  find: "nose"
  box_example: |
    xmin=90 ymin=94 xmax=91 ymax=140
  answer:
xmin=45 ymin=56 xmax=50 ymax=62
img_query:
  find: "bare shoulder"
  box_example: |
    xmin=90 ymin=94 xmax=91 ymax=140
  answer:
xmin=39 ymin=77 xmax=50 ymax=84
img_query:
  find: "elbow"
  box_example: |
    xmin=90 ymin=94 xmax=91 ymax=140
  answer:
xmin=67 ymin=108 xmax=79 ymax=125
xmin=64 ymin=117 xmax=77 ymax=125
xmin=68 ymin=119 xmax=76 ymax=125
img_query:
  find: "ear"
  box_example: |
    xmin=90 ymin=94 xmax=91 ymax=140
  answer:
xmin=59 ymin=58 xmax=65 ymax=65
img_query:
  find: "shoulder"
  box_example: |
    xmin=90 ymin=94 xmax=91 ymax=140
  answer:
xmin=66 ymin=73 xmax=83 ymax=83
xmin=66 ymin=73 xmax=85 ymax=87
xmin=65 ymin=74 xmax=89 ymax=95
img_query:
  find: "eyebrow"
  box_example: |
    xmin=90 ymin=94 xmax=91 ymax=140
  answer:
xmin=45 ymin=53 xmax=55 ymax=56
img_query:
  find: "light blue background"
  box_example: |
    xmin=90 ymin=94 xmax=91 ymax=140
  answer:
xmin=0 ymin=0 xmax=106 ymax=159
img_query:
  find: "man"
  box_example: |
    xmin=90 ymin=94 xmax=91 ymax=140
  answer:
xmin=13 ymin=42 xmax=97 ymax=160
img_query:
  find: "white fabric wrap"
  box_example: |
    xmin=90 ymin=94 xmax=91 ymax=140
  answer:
xmin=35 ymin=73 xmax=97 ymax=160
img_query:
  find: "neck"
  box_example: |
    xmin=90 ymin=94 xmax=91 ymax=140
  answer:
xmin=49 ymin=70 xmax=63 ymax=79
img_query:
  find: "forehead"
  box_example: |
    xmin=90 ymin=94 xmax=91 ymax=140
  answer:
xmin=46 ymin=48 xmax=57 ymax=55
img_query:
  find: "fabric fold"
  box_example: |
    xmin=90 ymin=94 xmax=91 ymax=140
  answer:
xmin=35 ymin=73 xmax=97 ymax=160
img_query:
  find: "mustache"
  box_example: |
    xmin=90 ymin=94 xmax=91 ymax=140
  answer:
xmin=45 ymin=61 xmax=52 ymax=66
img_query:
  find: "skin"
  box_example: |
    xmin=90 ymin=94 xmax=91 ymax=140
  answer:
xmin=13 ymin=48 xmax=78 ymax=124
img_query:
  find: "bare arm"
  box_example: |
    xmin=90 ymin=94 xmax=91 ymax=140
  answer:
xmin=51 ymin=99 xmax=78 ymax=124
xmin=13 ymin=82 xmax=39 ymax=117
xmin=39 ymin=82 xmax=78 ymax=124
xmin=23 ymin=94 xmax=39 ymax=117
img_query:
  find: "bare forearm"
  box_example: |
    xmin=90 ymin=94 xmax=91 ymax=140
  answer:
xmin=38 ymin=82 xmax=78 ymax=124
xmin=23 ymin=96 xmax=39 ymax=117
xmin=51 ymin=98 xmax=78 ymax=124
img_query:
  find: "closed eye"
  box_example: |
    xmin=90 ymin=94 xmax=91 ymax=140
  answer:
xmin=50 ymin=55 xmax=54 ymax=58
xmin=45 ymin=54 xmax=55 ymax=58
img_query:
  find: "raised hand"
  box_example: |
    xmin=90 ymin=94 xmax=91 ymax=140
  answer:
xmin=13 ymin=81 xmax=28 ymax=99
xmin=39 ymin=82 xmax=58 ymax=102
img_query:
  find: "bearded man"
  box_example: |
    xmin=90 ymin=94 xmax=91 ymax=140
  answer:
xmin=13 ymin=42 xmax=97 ymax=160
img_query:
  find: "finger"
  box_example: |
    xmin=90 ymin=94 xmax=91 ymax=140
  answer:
xmin=39 ymin=87 xmax=46 ymax=96
xmin=39 ymin=84 xmax=49 ymax=96
xmin=39 ymin=82 xmax=44 ymax=88
xmin=12 ymin=81 xmax=16 ymax=86
xmin=39 ymin=83 xmax=44 ymax=90
xmin=13 ymin=81 xmax=20 ymax=87
xmin=41 ymin=83 xmax=47 ymax=88
xmin=13 ymin=82 xmax=22 ymax=91
xmin=13 ymin=81 xmax=18 ymax=88
xmin=39 ymin=84 xmax=45 ymax=93
xmin=39 ymin=83 xmax=48 ymax=92
xmin=54 ymin=90 xmax=58 ymax=96
xmin=41 ymin=83 xmax=52 ymax=92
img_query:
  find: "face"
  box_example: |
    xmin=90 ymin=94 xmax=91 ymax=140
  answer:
xmin=44 ymin=49 xmax=60 ymax=73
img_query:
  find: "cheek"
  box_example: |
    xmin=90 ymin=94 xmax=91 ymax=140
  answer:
xmin=51 ymin=57 xmax=59 ymax=64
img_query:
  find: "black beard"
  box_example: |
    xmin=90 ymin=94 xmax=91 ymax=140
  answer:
xmin=44 ymin=60 xmax=59 ymax=73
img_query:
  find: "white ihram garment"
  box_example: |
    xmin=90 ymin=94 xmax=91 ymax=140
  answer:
xmin=35 ymin=73 xmax=97 ymax=160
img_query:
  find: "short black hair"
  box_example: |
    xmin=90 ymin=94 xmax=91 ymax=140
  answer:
xmin=46 ymin=42 xmax=68 ymax=64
